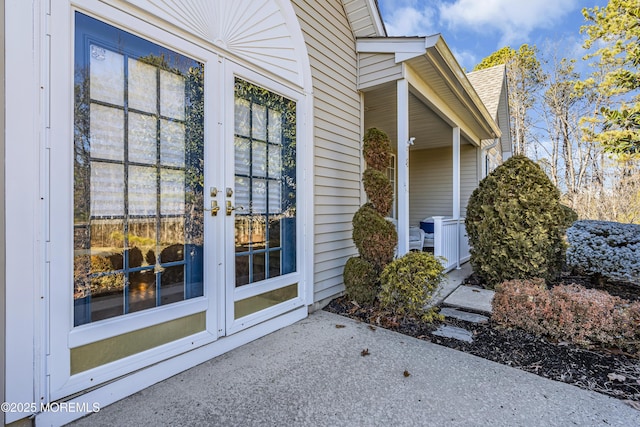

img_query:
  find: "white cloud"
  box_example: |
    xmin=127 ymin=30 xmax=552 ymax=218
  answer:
xmin=450 ymin=48 xmax=478 ymax=71
xmin=438 ymin=0 xmax=580 ymax=46
xmin=381 ymin=1 xmax=439 ymax=36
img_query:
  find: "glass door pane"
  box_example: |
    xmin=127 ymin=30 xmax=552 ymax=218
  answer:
xmin=73 ymin=13 xmax=205 ymax=326
xmin=233 ymin=78 xmax=297 ymax=291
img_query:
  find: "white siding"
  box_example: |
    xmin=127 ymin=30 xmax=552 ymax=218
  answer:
xmin=408 ymin=147 xmax=453 ymax=224
xmin=343 ymin=0 xmax=382 ymax=37
xmin=460 ymin=143 xmax=478 ymax=217
xmin=292 ymin=0 xmax=362 ymax=304
xmin=358 ymin=52 xmax=402 ymax=90
xmin=408 ymin=144 xmax=478 ymax=222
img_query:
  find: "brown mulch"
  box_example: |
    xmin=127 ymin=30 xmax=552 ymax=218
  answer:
xmin=323 ymin=273 xmax=640 ymax=404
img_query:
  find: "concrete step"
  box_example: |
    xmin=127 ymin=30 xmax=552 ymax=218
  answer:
xmin=442 ymin=285 xmax=495 ymax=314
xmin=439 ymin=307 xmax=489 ymax=324
xmin=432 ymin=325 xmax=473 ymax=343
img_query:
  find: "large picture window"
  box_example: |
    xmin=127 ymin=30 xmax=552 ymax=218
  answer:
xmin=73 ymin=13 xmax=205 ymax=326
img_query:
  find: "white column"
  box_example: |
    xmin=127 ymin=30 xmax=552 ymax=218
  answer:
xmin=452 ymin=127 xmax=461 ymax=268
xmin=397 ymin=79 xmax=410 ymax=256
xmin=452 ymin=126 xmax=460 ymax=219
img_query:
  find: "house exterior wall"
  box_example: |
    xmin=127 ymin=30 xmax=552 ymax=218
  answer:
xmin=460 ymin=143 xmax=478 ymax=217
xmin=409 ymin=147 xmax=453 ymax=224
xmin=291 ymin=0 xmax=364 ymax=305
xmin=408 ymin=144 xmax=478 ymax=224
xmin=357 ymin=53 xmax=402 ymax=90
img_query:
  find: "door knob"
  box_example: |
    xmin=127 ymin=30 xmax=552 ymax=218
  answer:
xmin=226 ymin=201 xmax=244 ymax=216
xmin=205 ymin=200 xmax=220 ymax=216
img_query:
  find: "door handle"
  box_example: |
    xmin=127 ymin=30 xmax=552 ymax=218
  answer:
xmin=205 ymin=200 xmax=220 ymax=216
xmin=226 ymin=201 xmax=244 ymax=216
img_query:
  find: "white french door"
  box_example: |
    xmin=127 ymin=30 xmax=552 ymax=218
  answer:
xmin=48 ymin=6 xmax=304 ymax=400
xmin=49 ymin=8 xmax=222 ymax=399
xmin=223 ymin=63 xmax=305 ymax=335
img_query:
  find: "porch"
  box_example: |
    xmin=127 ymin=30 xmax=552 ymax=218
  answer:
xmin=357 ymin=36 xmax=501 ymax=272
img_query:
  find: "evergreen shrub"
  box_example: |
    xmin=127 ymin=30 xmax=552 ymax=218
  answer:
xmin=343 ymin=128 xmax=397 ymax=304
xmin=362 ymin=128 xmax=391 ymax=172
xmin=363 ymin=169 xmax=393 ymax=216
xmin=378 ymin=252 xmax=444 ymax=321
xmin=566 ymin=220 xmax=640 ymax=284
xmin=343 ymin=257 xmax=379 ymax=305
xmin=465 ymin=155 xmax=570 ymax=288
xmin=352 ymin=203 xmax=397 ymax=271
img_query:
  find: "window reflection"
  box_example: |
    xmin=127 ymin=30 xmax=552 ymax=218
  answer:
xmin=234 ymin=78 xmax=296 ymax=287
xmin=73 ymin=13 xmax=204 ymax=326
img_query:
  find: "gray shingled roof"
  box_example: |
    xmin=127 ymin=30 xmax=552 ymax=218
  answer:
xmin=466 ymin=64 xmax=506 ymax=120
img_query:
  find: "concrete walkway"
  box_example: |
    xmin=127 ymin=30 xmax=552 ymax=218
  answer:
xmin=70 ymin=310 xmax=640 ymax=427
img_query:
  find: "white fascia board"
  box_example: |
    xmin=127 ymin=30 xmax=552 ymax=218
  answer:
xmin=356 ymin=37 xmax=425 ymax=55
xmin=428 ymin=37 xmax=502 ymax=139
xmin=365 ymin=0 xmax=387 ymax=36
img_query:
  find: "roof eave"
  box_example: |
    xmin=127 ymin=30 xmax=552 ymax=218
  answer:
xmin=356 ymin=36 xmax=502 ymax=140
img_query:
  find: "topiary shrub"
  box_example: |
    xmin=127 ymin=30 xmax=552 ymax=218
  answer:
xmin=362 ymin=128 xmax=391 ymax=172
xmin=343 ymin=128 xmax=397 ymax=304
xmin=363 ymin=169 xmax=393 ymax=216
xmin=566 ymin=220 xmax=640 ymax=284
xmin=465 ymin=155 xmax=570 ymax=288
xmin=352 ymin=205 xmax=397 ymax=272
xmin=343 ymin=257 xmax=379 ymax=304
xmin=492 ymin=278 xmax=640 ymax=352
xmin=378 ymin=252 xmax=444 ymax=321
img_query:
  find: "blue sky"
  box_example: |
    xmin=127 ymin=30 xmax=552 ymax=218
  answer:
xmin=377 ymin=0 xmax=609 ymax=71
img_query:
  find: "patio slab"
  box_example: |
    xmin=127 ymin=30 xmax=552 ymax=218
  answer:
xmin=428 ymin=262 xmax=473 ymax=307
xmin=440 ymin=307 xmax=489 ymax=324
xmin=443 ymin=285 xmax=495 ymax=314
xmin=432 ymin=324 xmax=474 ymax=343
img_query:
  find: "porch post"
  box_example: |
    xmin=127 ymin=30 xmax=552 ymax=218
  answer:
xmin=453 ymin=126 xmax=461 ymax=268
xmin=397 ymin=78 xmax=410 ymax=256
xmin=452 ymin=126 xmax=460 ymax=219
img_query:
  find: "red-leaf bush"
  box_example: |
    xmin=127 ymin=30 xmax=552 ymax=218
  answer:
xmin=492 ymin=278 xmax=640 ymax=352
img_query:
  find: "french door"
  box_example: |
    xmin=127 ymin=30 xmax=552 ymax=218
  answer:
xmin=49 ymin=9 xmax=303 ymax=399
xmin=224 ymin=65 xmax=304 ymax=334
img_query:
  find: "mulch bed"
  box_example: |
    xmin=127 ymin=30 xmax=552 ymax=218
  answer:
xmin=323 ymin=273 xmax=640 ymax=406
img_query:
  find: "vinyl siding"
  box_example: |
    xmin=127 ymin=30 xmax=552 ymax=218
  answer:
xmin=408 ymin=144 xmax=479 ymax=222
xmin=292 ymin=0 xmax=362 ymax=304
xmin=343 ymin=0 xmax=381 ymax=37
xmin=358 ymin=52 xmax=402 ymax=90
xmin=460 ymin=143 xmax=478 ymax=217
xmin=409 ymin=147 xmax=453 ymax=224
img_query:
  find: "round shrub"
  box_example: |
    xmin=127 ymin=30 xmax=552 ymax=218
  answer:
xmin=566 ymin=220 xmax=640 ymax=284
xmin=343 ymin=257 xmax=378 ymax=304
xmin=363 ymin=168 xmax=393 ymax=216
xmin=352 ymin=204 xmax=397 ymax=271
xmin=378 ymin=252 xmax=445 ymax=321
xmin=362 ymin=128 xmax=391 ymax=172
xmin=465 ymin=155 xmax=569 ymax=288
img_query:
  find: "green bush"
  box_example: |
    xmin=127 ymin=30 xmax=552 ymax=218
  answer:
xmin=363 ymin=169 xmax=393 ymax=216
xmin=343 ymin=127 xmax=397 ymax=304
xmin=559 ymin=204 xmax=578 ymax=228
xmin=343 ymin=257 xmax=379 ymax=304
xmin=352 ymin=204 xmax=397 ymax=271
xmin=378 ymin=252 xmax=444 ymax=321
xmin=362 ymin=128 xmax=391 ymax=172
xmin=465 ymin=155 xmax=570 ymax=288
